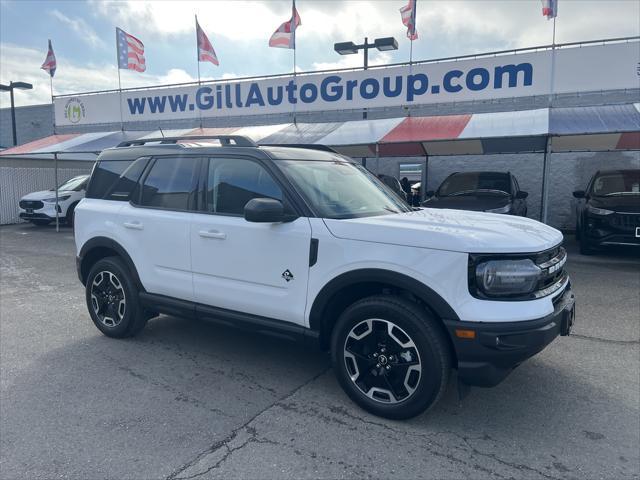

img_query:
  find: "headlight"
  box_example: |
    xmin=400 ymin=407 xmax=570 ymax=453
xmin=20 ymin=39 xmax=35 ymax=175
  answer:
xmin=485 ymin=204 xmax=511 ymax=214
xmin=475 ymin=259 xmax=541 ymax=297
xmin=587 ymin=205 xmax=613 ymax=216
xmin=42 ymin=195 xmax=71 ymax=203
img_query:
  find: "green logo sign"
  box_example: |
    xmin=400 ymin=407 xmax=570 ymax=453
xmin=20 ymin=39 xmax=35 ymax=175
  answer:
xmin=64 ymin=98 xmax=86 ymax=124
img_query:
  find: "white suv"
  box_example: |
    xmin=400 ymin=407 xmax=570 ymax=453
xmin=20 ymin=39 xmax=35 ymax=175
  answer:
xmin=19 ymin=175 xmax=89 ymax=226
xmin=75 ymin=135 xmax=575 ymax=419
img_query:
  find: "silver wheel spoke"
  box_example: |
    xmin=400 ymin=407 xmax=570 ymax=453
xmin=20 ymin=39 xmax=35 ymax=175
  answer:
xmin=90 ymin=270 xmax=126 ymax=328
xmin=343 ymin=318 xmax=422 ymax=405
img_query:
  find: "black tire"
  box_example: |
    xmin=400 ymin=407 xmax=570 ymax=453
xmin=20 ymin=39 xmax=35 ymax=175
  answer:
xmin=66 ymin=202 xmax=78 ymax=228
xmin=579 ymin=236 xmax=596 ymax=255
xmin=30 ymin=219 xmax=51 ymax=226
xmin=85 ymin=256 xmax=148 ymax=338
xmin=331 ymin=295 xmax=451 ymax=420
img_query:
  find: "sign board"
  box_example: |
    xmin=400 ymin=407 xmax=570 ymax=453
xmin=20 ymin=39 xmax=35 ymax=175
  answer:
xmin=54 ymin=42 xmax=639 ymax=127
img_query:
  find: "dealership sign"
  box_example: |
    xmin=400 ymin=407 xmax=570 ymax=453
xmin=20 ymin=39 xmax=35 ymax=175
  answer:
xmin=54 ymin=42 xmax=639 ymax=127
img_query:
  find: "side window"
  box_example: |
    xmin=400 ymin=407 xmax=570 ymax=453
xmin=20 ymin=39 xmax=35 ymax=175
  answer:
xmin=105 ymin=157 xmax=150 ymax=201
xmin=206 ymin=157 xmax=282 ymax=215
xmin=139 ymin=156 xmax=200 ymax=210
xmin=86 ymin=160 xmax=132 ymax=199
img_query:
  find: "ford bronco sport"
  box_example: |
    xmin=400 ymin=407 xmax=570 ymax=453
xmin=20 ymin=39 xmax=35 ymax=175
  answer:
xmin=75 ymin=135 xmax=575 ymax=419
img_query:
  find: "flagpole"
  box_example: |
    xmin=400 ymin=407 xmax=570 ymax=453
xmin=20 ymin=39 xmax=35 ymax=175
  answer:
xmin=195 ymin=15 xmax=203 ymax=129
xmin=292 ymin=0 xmax=297 ymax=125
xmin=116 ymin=28 xmax=124 ymax=132
xmin=49 ymin=75 xmax=55 ymax=134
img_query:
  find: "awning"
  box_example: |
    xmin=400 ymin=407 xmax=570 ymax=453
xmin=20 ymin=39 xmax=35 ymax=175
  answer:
xmin=1 ymin=103 xmax=638 ymax=160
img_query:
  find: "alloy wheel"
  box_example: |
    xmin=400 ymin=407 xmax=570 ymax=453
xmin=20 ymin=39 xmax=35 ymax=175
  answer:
xmin=90 ymin=271 xmax=126 ymax=328
xmin=343 ymin=318 xmax=422 ymax=404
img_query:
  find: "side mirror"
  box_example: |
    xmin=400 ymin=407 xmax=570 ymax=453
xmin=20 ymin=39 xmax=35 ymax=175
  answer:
xmin=244 ymin=198 xmax=285 ymax=223
xmin=515 ymin=191 xmax=528 ymax=199
xmin=425 ymin=190 xmax=435 ymax=197
xmin=572 ymin=190 xmax=586 ymax=199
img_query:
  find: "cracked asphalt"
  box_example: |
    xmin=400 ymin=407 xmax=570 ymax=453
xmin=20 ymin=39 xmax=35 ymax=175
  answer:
xmin=1 ymin=223 xmax=638 ymax=480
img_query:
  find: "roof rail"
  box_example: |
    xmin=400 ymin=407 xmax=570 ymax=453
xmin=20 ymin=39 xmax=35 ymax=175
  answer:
xmin=260 ymin=143 xmax=339 ymax=153
xmin=117 ymin=135 xmax=257 ymax=148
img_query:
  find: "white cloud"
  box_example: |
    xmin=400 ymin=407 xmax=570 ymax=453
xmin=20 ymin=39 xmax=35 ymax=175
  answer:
xmin=312 ymin=51 xmax=393 ymax=72
xmin=50 ymin=10 xmax=105 ymax=49
xmin=89 ymin=0 xmax=639 ymax=48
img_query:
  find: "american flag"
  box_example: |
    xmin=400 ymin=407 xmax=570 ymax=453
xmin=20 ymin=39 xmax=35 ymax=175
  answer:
xmin=41 ymin=39 xmax=56 ymax=78
xmin=400 ymin=0 xmax=418 ymax=41
xmin=541 ymin=0 xmax=558 ymax=19
xmin=269 ymin=0 xmax=301 ymax=49
xmin=117 ymin=27 xmax=146 ymax=72
xmin=196 ymin=18 xmax=219 ymax=66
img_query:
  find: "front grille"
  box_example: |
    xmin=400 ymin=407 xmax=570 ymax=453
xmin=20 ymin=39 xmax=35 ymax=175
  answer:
xmin=610 ymin=213 xmax=640 ymax=231
xmin=19 ymin=200 xmax=44 ymax=210
xmin=534 ymin=246 xmax=567 ymax=296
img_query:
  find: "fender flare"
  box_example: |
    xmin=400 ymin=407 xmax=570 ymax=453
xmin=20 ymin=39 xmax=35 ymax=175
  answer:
xmin=308 ymin=268 xmax=460 ymax=333
xmin=78 ymin=236 xmax=144 ymax=290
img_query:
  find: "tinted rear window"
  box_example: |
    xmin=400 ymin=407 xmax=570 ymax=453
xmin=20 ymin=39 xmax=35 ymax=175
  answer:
xmin=86 ymin=158 xmax=150 ymax=201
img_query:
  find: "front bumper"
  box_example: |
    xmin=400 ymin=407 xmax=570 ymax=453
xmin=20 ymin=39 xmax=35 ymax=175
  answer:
xmin=18 ymin=203 xmax=62 ymax=221
xmin=583 ymin=213 xmax=640 ymax=247
xmin=443 ymin=287 xmax=575 ymax=387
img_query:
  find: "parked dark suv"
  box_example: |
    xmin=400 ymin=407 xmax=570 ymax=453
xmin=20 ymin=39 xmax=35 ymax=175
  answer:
xmin=422 ymin=171 xmax=528 ymax=216
xmin=573 ymin=169 xmax=640 ymax=254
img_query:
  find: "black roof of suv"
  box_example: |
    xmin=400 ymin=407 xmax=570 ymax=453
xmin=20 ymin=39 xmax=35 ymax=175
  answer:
xmin=98 ymin=135 xmax=350 ymax=163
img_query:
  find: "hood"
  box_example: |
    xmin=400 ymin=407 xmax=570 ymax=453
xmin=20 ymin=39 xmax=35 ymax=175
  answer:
xmin=21 ymin=190 xmax=72 ymax=200
xmin=423 ymin=194 xmax=510 ymax=212
xmin=589 ymin=195 xmax=640 ymax=213
xmin=323 ymin=208 xmax=563 ymax=254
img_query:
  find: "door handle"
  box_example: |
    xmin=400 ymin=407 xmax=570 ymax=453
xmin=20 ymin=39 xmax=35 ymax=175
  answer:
xmin=123 ymin=221 xmax=144 ymax=230
xmin=198 ymin=229 xmax=226 ymax=240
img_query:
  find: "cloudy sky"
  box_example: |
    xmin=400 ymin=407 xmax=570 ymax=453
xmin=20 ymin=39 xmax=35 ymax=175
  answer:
xmin=1 ymin=0 xmax=638 ymax=108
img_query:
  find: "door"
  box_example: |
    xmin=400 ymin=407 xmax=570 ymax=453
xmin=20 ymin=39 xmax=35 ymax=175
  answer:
xmin=191 ymin=156 xmax=312 ymax=325
xmin=118 ymin=155 xmax=201 ymax=301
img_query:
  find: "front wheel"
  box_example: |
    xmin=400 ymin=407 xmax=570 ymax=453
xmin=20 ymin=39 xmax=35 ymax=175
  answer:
xmin=86 ymin=257 xmax=148 ymax=338
xmin=331 ymin=296 xmax=451 ymax=420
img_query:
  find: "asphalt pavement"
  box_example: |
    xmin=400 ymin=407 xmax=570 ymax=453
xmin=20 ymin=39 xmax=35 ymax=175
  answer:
xmin=1 ymin=222 xmax=638 ymax=479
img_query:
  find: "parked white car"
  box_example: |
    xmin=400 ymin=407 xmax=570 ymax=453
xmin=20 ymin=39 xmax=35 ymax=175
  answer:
xmin=19 ymin=175 xmax=89 ymax=227
xmin=75 ymin=136 xmax=575 ymax=419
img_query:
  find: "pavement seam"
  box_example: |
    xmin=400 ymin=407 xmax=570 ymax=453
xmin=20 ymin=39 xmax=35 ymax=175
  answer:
xmin=570 ymin=334 xmax=640 ymax=345
xmin=165 ymin=366 xmax=331 ymax=480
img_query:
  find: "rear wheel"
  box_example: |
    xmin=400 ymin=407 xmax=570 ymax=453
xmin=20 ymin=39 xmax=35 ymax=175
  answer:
xmin=86 ymin=257 xmax=148 ymax=338
xmin=331 ymin=295 xmax=451 ymax=420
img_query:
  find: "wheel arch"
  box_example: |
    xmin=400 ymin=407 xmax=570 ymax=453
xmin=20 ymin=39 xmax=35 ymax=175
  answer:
xmin=309 ymin=269 xmax=459 ymax=351
xmin=78 ymin=236 xmax=144 ymax=291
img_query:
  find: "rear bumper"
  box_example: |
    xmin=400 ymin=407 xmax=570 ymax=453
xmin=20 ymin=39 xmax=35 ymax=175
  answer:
xmin=444 ymin=287 xmax=575 ymax=387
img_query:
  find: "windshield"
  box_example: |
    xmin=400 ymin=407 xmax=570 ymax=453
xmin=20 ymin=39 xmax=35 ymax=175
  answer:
xmin=438 ymin=172 xmax=511 ymax=196
xmin=278 ymin=160 xmax=412 ymax=219
xmin=591 ymin=171 xmax=640 ymax=196
xmin=58 ymin=175 xmax=89 ymax=191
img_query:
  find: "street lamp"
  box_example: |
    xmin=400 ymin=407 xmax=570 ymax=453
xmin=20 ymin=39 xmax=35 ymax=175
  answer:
xmin=334 ymin=36 xmax=398 ymax=70
xmin=0 ymin=81 xmax=34 ymax=146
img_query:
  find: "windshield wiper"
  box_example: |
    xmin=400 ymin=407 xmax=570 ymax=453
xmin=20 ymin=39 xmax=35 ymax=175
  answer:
xmin=447 ymin=189 xmax=509 ymax=197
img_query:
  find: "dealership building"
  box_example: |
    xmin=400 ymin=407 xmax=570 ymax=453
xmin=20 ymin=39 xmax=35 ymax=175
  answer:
xmin=1 ymin=37 xmax=639 ymax=227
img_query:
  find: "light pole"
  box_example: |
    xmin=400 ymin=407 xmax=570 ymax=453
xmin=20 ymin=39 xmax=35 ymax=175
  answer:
xmin=334 ymin=37 xmax=398 ymax=71
xmin=334 ymin=37 xmax=397 ymax=167
xmin=0 ymin=81 xmax=34 ymax=146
